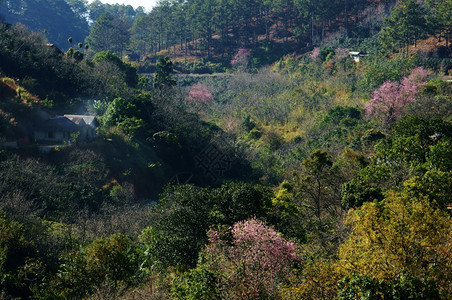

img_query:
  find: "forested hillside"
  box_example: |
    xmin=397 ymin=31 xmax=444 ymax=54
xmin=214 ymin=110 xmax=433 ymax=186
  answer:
xmin=1 ymin=0 xmax=396 ymax=65
xmin=0 ymin=0 xmax=451 ymax=299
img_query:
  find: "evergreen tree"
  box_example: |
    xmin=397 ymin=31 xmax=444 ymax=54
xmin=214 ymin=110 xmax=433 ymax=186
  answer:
xmin=426 ymin=0 xmax=452 ymax=48
xmin=85 ymin=12 xmax=130 ymax=55
xmin=381 ymin=0 xmax=428 ymax=55
xmin=153 ymin=56 xmax=176 ymax=90
xmin=0 ymin=0 xmax=89 ymax=47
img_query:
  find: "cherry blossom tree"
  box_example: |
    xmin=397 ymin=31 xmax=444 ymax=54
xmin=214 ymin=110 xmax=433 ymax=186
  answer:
xmin=187 ymin=83 xmax=213 ymax=105
xmin=310 ymin=47 xmax=320 ymax=60
xmin=202 ymin=218 xmax=301 ymax=299
xmin=364 ymin=67 xmax=431 ymax=126
xmin=231 ymin=48 xmax=251 ymax=70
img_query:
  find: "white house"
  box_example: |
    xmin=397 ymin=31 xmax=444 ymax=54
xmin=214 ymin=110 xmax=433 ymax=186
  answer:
xmin=349 ymin=51 xmax=368 ymax=63
xmin=33 ymin=115 xmax=98 ymax=144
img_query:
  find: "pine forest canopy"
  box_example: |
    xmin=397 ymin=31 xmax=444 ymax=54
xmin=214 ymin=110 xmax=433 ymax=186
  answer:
xmin=93 ymin=0 xmax=450 ymax=62
xmin=0 ymin=0 xmax=400 ymax=60
xmin=124 ymin=0 xmax=397 ymax=59
xmin=87 ymin=0 xmax=155 ymax=11
xmin=1 ymin=0 xmax=451 ymax=64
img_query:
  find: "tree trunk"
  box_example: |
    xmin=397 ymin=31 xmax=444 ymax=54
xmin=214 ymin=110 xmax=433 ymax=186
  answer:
xmin=316 ymin=177 xmax=322 ymax=226
xmin=345 ymin=0 xmax=349 ymax=35
xmin=311 ymin=12 xmax=314 ymax=46
xmin=184 ymin=26 xmax=187 ymax=65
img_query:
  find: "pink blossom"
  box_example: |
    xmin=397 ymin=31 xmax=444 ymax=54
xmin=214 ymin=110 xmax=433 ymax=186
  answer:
xmin=310 ymin=47 xmax=320 ymax=60
xmin=406 ymin=66 xmax=431 ymax=83
xmin=187 ymin=83 xmax=213 ymax=105
xmin=364 ymin=67 xmax=431 ymax=125
xmin=231 ymin=48 xmax=251 ymax=68
xmin=204 ymin=218 xmax=301 ymax=298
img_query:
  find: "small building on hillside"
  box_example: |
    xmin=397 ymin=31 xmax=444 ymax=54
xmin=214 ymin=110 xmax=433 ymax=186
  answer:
xmin=33 ymin=115 xmax=98 ymax=144
xmin=64 ymin=115 xmax=98 ymax=140
xmin=349 ymin=51 xmax=368 ymax=63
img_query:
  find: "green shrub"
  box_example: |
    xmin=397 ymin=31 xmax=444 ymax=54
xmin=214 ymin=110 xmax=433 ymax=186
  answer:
xmin=248 ymin=128 xmax=262 ymax=139
xmin=172 ymin=267 xmax=220 ymax=300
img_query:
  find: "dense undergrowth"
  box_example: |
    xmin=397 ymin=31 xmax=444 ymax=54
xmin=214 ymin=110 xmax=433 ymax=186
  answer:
xmin=0 ymin=0 xmax=452 ymax=298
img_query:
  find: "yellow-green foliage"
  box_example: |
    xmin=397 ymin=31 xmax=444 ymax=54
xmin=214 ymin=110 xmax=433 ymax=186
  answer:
xmin=2 ymin=77 xmax=15 ymax=85
xmin=337 ymin=192 xmax=452 ymax=296
xmin=280 ymin=260 xmax=341 ymax=300
xmin=271 ymin=182 xmax=299 ymax=219
xmin=2 ymin=77 xmax=39 ymax=106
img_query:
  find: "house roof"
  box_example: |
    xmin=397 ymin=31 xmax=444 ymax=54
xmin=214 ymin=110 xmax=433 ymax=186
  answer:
xmin=64 ymin=115 xmax=98 ymax=128
xmin=40 ymin=116 xmax=80 ymax=131
xmin=349 ymin=51 xmax=369 ymax=56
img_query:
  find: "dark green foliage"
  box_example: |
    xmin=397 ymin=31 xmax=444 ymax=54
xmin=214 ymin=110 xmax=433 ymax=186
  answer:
xmin=43 ymin=233 xmax=141 ymax=298
xmin=0 ymin=23 xmax=90 ymax=106
xmin=85 ymin=233 xmax=139 ymax=288
xmin=87 ymin=0 xmax=144 ymax=25
xmin=361 ymin=129 xmax=386 ymax=143
xmin=103 ymin=97 xmax=145 ymax=135
xmin=321 ymin=106 xmax=361 ymax=127
xmin=248 ymin=128 xmax=262 ymax=139
xmin=341 ymin=180 xmax=384 ymax=209
xmin=392 ymin=116 xmax=452 ymax=144
xmin=210 ymin=182 xmax=271 ymax=225
xmin=390 ymin=274 xmax=440 ymax=300
xmin=0 ymin=212 xmax=75 ymax=299
xmin=0 ymin=214 xmax=38 ymax=299
xmin=85 ymin=13 xmax=130 ymax=55
xmin=141 ymin=182 xmax=271 ymax=269
xmin=140 ymin=185 xmax=213 ymax=269
xmin=338 ymin=273 xmax=440 ymax=300
xmin=264 ymin=130 xmax=284 ymax=151
xmin=251 ymin=40 xmax=291 ymax=69
xmin=92 ymin=50 xmax=138 ymax=87
xmin=0 ymin=0 xmax=89 ymax=48
xmin=427 ymin=141 xmax=452 ymax=171
xmin=382 ymin=116 xmax=452 ymax=167
xmin=380 ymin=0 xmax=428 ymax=55
xmin=338 ymin=274 xmax=386 ymax=300
xmin=172 ymin=267 xmax=220 ymax=300
xmin=359 ymin=57 xmax=414 ymax=91
xmin=318 ymin=47 xmax=335 ymax=62
xmin=303 ymin=105 xmax=370 ymax=153
xmin=404 ymin=170 xmax=452 ymax=211
xmin=341 ymin=116 xmax=452 ymax=209
xmin=153 ymin=56 xmax=176 ymax=90
xmin=241 ymin=114 xmax=256 ymax=131
xmin=44 ymin=250 xmax=92 ymax=299
xmin=72 ymin=50 xmax=84 ymax=62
